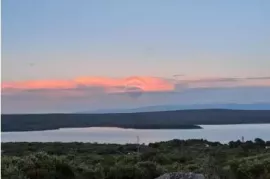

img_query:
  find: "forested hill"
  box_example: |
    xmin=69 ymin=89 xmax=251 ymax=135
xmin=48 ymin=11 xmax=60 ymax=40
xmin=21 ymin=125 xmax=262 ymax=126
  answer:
xmin=2 ymin=109 xmax=270 ymax=132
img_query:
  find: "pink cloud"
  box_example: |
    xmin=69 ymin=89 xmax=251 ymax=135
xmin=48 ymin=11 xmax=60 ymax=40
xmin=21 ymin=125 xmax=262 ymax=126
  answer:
xmin=2 ymin=76 xmax=270 ymax=97
xmin=1 ymin=76 xmax=174 ymax=95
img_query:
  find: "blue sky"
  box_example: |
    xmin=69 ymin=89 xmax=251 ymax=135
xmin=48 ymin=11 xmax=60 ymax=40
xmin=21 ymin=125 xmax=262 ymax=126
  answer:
xmin=2 ymin=0 xmax=270 ymax=113
xmin=3 ymin=0 xmax=270 ymax=81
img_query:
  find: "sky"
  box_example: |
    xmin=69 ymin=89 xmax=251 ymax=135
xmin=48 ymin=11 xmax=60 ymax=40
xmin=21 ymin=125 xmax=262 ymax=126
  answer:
xmin=2 ymin=0 xmax=270 ymax=113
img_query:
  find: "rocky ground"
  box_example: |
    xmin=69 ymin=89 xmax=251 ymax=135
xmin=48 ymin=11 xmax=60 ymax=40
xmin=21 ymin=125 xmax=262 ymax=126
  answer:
xmin=155 ymin=172 xmax=205 ymax=179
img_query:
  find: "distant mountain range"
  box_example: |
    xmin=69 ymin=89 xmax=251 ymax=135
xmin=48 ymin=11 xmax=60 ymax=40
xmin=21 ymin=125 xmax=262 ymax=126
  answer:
xmin=78 ymin=103 xmax=270 ymax=114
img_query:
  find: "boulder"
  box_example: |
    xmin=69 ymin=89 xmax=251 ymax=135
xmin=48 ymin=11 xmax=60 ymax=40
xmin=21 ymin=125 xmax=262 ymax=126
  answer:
xmin=155 ymin=172 xmax=205 ymax=179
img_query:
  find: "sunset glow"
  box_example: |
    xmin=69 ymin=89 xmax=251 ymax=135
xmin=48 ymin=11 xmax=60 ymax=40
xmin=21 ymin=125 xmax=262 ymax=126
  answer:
xmin=2 ymin=76 xmax=270 ymax=94
xmin=2 ymin=0 xmax=270 ymax=114
xmin=1 ymin=76 xmax=175 ymax=92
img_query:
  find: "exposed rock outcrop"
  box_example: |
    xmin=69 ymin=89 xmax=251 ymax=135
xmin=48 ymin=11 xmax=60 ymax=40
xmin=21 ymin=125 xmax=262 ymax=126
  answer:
xmin=155 ymin=172 xmax=205 ymax=179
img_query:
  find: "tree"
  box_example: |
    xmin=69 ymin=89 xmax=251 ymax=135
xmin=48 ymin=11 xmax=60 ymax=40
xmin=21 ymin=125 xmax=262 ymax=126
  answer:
xmin=254 ymin=138 xmax=266 ymax=147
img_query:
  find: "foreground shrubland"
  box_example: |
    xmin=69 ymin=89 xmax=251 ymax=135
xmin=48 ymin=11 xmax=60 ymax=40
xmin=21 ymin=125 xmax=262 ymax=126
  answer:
xmin=2 ymin=139 xmax=270 ymax=179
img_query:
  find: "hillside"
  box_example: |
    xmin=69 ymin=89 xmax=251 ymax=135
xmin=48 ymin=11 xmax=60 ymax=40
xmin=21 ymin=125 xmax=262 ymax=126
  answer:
xmin=83 ymin=103 xmax=270 ymax=113
xmin=2 ymin=109 xmax=270 ymax=132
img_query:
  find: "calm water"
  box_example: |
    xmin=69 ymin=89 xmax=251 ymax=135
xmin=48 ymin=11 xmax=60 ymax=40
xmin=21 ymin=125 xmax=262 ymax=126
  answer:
xmin=2 ymin=124 xmax=270 ymax=144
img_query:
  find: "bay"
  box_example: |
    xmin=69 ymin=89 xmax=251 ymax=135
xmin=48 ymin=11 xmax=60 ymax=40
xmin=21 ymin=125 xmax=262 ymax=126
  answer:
xmin=2 ymin=124 xmax=270 ymax=144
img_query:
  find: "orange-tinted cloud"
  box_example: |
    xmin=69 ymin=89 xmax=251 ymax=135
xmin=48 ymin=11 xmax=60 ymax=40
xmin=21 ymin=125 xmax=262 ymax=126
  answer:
xmin=1 ymin=76 xmax=175 ymax=93
xmin=2 ymin=80 xmax=77 ymax=90
xmin=2 ymin=76 xmax=270 ymax=95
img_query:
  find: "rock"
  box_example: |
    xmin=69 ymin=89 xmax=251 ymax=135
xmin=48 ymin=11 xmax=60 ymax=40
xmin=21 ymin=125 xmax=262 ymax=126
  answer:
xmin=155 ymin=172 xmax=205 ymax=179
